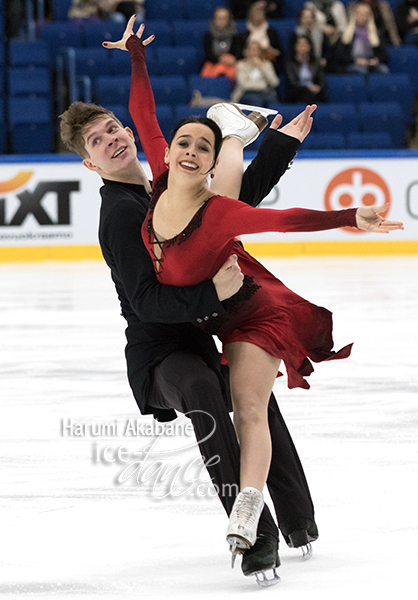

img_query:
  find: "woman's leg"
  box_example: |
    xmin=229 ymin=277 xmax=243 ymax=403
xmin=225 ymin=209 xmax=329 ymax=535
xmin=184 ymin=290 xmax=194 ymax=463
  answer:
xmin=210 ymin=136 xmax=244 ymax=199
xmin=224 ymin=341 xmax=281 ymax=492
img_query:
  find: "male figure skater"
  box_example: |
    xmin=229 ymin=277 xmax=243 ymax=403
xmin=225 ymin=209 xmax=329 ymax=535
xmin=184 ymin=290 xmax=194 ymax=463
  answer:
xmin=60 ymin=91 xmax=318 ymax=585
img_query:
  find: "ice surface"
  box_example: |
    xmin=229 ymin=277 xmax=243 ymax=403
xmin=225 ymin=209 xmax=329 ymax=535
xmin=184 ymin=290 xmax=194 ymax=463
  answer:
xmin=1 ymin=257 xmax=417 ymax=599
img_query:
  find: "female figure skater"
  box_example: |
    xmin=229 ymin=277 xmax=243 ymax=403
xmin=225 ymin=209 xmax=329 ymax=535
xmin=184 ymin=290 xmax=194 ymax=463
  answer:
xmin=103 ymin=19 xmax=404 ymax=565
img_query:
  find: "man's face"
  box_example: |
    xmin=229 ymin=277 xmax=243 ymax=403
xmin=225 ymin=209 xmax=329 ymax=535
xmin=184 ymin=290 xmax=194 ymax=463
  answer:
xmin=82 ymin=117 xmax=138 ymax=179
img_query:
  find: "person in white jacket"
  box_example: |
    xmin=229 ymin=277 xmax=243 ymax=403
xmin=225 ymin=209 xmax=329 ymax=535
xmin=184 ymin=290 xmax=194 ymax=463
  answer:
xmin=231 ymin=40 xmax=279 ymax=107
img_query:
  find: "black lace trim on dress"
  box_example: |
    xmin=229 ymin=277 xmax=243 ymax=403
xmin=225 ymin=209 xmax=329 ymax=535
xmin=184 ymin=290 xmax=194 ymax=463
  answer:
xmin=146 ymin=170 xmax=211 ymax=275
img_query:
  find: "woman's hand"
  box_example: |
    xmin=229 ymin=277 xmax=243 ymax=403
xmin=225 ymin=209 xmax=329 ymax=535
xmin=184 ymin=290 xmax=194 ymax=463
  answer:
xmin=270 ymin=104 xmax=317 ymax=142
xmin=102 ymin=14 xmax=154 ymax=51
xmin=356 ymin=203 xmax=404 ymax=233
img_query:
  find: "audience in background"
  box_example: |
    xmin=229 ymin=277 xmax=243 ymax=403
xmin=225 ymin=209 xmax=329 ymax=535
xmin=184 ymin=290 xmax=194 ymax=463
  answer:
xmin=349 ymin=1 xmax=401 ymax=46
xmin=231 ymin=1 xmax=284 ymax=74
xmin=231 ymin=0 xmax=284 ymax=20
xmin=303 ymin=1 xmax=347 ymax=72
xmin=336 ymin=2 xmax=389 ymax=73
xmin=285 ymin=34 xmax=328 ymax=103
xmin=68 ymin=0 xmax=145 ymax=23
xmin=231 ymin=39 xmax=279 ymax=105
xmin=395 ymin=0 xmax=418 ymax=45
xmin=290 ymin=8 xmax=324 ymax=61
xmin=201 ymin=7 xmax=237 ymax=81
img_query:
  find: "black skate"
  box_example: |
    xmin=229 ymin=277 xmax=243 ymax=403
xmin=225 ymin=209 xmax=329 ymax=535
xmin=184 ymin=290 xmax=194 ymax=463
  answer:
xmin=283 ymin=519 xmax=318 ymax=561
xmin=241 ymin=533 xmax=280 ymax=587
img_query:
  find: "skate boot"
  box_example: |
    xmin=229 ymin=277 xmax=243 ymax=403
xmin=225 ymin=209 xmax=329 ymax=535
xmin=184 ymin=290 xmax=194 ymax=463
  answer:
xmin=242 ymin=533 xmax=281 ymax=587
xmin=226 ymin=486 xmax=264 ymax=567
xmin=207 ymin=103 xmax=275 ymax=147
xmin=284 ymin=519 xmax=318 ymax=561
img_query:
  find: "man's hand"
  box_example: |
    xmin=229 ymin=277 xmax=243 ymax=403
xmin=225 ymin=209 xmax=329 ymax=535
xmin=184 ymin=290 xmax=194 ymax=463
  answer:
xmin=102 ymin=15 xmax=154 ymax=51
xmin=356 ymin=203 xmax=404 ymax=233
xmin=270 ymin=104 xmax=317 ymax=142
xmin=212 ymin=254 xmax=244 ymax=301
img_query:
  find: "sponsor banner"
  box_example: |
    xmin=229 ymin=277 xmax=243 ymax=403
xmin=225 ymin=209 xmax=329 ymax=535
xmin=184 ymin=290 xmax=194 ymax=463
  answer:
xmin=0 ymin=157 xmax=416 ymax=255
xmin=242 ymin=157 xmax=417 ymax=244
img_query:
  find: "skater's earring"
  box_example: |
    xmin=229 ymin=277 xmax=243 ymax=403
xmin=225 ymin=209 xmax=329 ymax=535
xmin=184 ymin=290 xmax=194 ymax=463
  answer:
xmin=210 ymin=173 xmax=214 ymax=179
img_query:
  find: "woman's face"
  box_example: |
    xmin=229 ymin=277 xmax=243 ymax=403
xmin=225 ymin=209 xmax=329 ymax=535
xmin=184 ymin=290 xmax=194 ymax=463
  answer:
xmin=213 ymin=8 xmax=230 ymax=29
xmin=246 ymin=41 xmax=263 ymax=59
xmin=355 ymin=4 xmax=370 ymax=26
xmin=248 ymin=5 xmax=265 ymax=26
xmin=300 ymin=9 xmax=315 ymax=29
xmin=166 ymin=123 xmax=216 ymax=179
xmin=295 ymin=37 xmax=311 ymax=56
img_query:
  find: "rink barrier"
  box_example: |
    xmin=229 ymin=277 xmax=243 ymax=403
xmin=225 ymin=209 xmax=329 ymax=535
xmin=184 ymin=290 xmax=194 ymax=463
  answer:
xmin=1 ymin=240 xmax=417 ymax=262
xmin=1 ymin=150 xmax=417 ymax=262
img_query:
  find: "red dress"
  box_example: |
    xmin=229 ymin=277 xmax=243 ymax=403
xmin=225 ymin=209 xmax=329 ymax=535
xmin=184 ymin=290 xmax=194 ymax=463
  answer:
xmin=127 ymin=35 xmax=356 ymax=390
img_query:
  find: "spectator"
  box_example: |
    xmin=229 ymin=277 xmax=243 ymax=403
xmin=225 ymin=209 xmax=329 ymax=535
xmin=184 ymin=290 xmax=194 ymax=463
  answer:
xmin=231 ymin=40 xmax=280 ymax=105
xmin=304 ymin=1 xmax=347 ymax=72
xmin=395 ymin=0 xmax=418 ymax=45
xmin=290 ymin=7 xmax=325 ymax=61
xmin=201 ymin=7 xmax=238 ymax=81
xmin=231 ymin=0 xmax=284 ymax=20
xmin=285 ymin=34 xmax=328 ymax=103
xmin=337 ymin=2 xmax=389 ymax=74
xmin=231 ymin=1 xmax=284 ymax=74
xmin=304 ymin=0 xmax=347 ymax=41
xmin=68 ymin=0 xmax=144 ymax=23
xmin=349 ymin=1 xmax=401 ymax=46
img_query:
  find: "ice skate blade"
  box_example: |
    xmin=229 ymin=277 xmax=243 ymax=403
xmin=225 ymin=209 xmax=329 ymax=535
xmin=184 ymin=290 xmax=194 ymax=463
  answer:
xmin=301 ymin=543 xmax=313 ymax=561
xmin=228 ymin=536 xmax=250 ymax=569
xmin=253 ymin=567 xmax=280 ymax=587
xmin=233 ymin=103 xmax=278 ymax=117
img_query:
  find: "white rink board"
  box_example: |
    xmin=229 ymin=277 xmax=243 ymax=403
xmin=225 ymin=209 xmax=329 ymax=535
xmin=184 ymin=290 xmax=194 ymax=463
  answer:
xmin=0 ymin=155 xmax=416 ymax=249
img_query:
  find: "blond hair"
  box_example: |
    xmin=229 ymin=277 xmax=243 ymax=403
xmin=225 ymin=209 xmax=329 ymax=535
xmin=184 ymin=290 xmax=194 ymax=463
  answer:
xmin=59 ymin=101 xmax=123 ymax=158
xmin=342 ymin=2 xmax=380 ymax=46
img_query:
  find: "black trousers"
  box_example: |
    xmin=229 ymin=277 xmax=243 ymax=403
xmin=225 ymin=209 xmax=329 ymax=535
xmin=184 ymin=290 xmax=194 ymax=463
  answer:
xmin=148 ymin=351 xmax=316 ymax=541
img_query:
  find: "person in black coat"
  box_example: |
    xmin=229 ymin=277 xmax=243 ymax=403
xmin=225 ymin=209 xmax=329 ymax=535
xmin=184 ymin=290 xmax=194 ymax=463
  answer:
xmin=286 ymin=34 xmax=328 ymax=103
xmin=395 ymin=0 xmax=418 ymax=44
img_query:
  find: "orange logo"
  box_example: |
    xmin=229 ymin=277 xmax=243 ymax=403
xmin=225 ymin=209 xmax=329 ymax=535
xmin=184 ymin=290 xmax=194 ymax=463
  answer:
xmin=324 ymin=167 xmax=391 ymax=233
xmin=0 ymin=171 xmax=34 ymax=194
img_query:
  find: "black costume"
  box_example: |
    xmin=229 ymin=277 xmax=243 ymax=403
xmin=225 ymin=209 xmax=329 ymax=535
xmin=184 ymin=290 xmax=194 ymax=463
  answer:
xmin=98 ymin=127 xmax=318 ymax=543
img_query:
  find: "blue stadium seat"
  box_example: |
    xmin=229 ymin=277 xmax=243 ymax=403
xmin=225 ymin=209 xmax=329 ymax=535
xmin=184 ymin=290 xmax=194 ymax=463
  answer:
xmin=157 ymin=46 xmax=200 ymax=76
xmin=8 ymin=67 xmax=51 ymax=98
xmin=347 ymin=132 xmax=392 ymax=149
xmin=387 ymin=46 xmax=418 ymax=93
xmin=9 ymin=41 xmax=50 ymax=67
xmin=8 ymin=98 xmax=54 ymax=153
xmin=313 ymin=103 xmax=359 ymax=135
xmin=367 ymin=73 xmax=414 ymax=122
xmin=37 ymin=21 xmax=83 ymax=55
xmin=326 ymin=74 xmax=367 ymax=105
xmin=269 ymin=103 xmax=306 ymax=124
xmin=73 ymin=48 xmax=112 ymax=82
xmin=96 ymin=75 xmax=131 ymax=105
xmin=358 ymin=102 xmax=405 ymax=148
xmin=189 ymin=75 xmax=231 ymax=101
xmin=174 ymin=104 xmax=208 ymax=122
xmin=142 ymin=20 xmax=174 ymax=46
xmin=301 ymin=133 xmax=346 ymax=150
xmin=146 ymin=1 xmax=186 ymax=21
xmin=0 ymin=43 xmax=4 ymax=66
xmin=283 ymin=0 xmax=305 ymax=19
xmin=53 ymin=0 xmax=72 ymax=21
xmin=183 ymin=0 xmax=225 ymax=20
xmin=172 ymin=20 xmax=209 ymax=48
xmin=149 ymin=75 xmax=190 ymax=105
xmin=82 ymin=20 xmax=126 ymax=47
xmin=110 ymin=46 xmax=159 ymax=76
xmin=0 ymin=98 xmax=6 ymax=153
xmin=155 ymin=104 xmax=175 ymax=139
xmin=268 ymin=19 xmax=297 ymax=53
